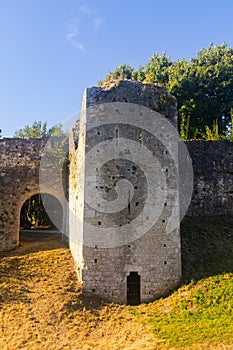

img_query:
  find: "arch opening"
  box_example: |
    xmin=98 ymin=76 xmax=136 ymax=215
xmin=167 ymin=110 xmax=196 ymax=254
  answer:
xmin=19 ymin=193 xmax=63 ymax=243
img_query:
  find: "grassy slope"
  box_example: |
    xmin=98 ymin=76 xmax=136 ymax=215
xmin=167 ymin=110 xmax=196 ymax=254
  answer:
xmin=0 ymin=216 xmax=232 ymax=350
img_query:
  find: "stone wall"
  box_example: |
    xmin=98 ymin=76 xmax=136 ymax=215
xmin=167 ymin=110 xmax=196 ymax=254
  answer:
xmin=68 ymin=92 xmax=87 ymax=281
xmin=0 ymin=137 xmax=65 ymax=251
xmin=87 ymin=80 xmax=177 ymax=126
xmin=69 ymin=80 xmax=181 ymax=304
xmin=185 ymin=140 xmax=233 ymax=216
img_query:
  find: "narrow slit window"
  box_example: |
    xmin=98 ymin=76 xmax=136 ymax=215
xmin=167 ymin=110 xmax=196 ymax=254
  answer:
xmin=128 ymin=202 xmax=131 ymax=215
xmin=139 ymin=131 xmax=142 ymax=144
xmin=116 ymin=128 xmax=119 ymax=144
xmin=128 ymin=190 xmax=131 ymax=214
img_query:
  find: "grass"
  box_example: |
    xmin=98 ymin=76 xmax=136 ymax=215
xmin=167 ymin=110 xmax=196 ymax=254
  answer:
xmin=134 ymin=273 xmax=233 ymax=349
xmin=0 ymin=216 xmax=232 ymax=349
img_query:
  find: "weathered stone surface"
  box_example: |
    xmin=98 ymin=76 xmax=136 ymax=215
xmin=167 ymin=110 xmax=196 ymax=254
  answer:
xmin=0 ymin=137 xmax=66 ymax=250
xmin=87 ymin=80 xmax=177 ymax=127
xmin=185 ymin=140 xmax=233 ymax=216
xmin=69 ymin=81 xmax=181 ymax=304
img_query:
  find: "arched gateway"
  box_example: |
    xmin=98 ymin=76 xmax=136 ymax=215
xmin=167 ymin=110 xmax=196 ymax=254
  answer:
xmin=0 ymin=137 xmax=65 ymax=250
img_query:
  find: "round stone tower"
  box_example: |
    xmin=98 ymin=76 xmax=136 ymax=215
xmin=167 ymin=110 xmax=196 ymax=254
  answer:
xmin=69 ymin=80 xmax=181 ymax=304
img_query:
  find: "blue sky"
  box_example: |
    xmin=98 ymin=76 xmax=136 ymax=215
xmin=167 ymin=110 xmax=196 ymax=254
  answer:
xmin=1 ymin=0 xmax=233 ymax=136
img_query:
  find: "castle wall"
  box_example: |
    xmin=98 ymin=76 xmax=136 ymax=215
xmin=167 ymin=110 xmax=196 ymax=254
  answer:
xmin=185 ymin=140 xmax=233 ymax=216
xmin=69 ymin=81 xmax=181 ymax=303
xmin=0 ymin=137 xmax=65 ymax=251
xmin=68 ymin=93 xmax=87 ymax=281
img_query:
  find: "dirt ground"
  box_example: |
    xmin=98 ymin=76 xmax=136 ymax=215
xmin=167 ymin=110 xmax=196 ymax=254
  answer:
xmin=0 ymin=231 xmax=154 ymax=350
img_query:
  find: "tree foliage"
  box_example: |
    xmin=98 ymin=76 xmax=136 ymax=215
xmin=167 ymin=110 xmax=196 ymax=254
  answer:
xmin=168 ymin=43 xmax=233 ymax=138
xmin=99 ymin=43 xmax=233 ymax=139
xmin=14 ymin=121 xmax=63 ymax=138
xmin=143 ymin=52 xmax=172 ymax=85
xmin=20 ymin=194 xmax=62 ymax=229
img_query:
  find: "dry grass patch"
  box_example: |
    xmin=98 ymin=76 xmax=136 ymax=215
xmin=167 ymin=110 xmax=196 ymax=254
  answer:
xmin=0 ymin=224 xmax=233 ymax=350
xmin=0 ymin=233 xmax=154 ymax=350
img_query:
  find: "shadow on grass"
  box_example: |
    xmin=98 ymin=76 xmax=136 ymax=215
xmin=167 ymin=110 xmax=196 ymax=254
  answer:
xmin=0 ymin=230 xmax=66 ymax=258
xmin=181 ymin=215 xmax=233 ymax=284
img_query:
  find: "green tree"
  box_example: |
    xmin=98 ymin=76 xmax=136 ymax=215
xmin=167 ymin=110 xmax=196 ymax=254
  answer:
xmin=20 ymin=194 xmax=62 ymax=229
xmin=143 ymin=51 xmax=172 ymax=85
xmin=168 ymin=43 xmax=233 ymax=138
xmin=14 ymin=121 xmax=63 ymax=138
xmin=99 ymin=43 xmax=233 ymax=139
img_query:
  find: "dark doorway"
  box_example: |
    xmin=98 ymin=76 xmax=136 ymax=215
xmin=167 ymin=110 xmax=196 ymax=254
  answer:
xmin=19 ymin=193 xmax=63 ymax=245
xmin=127 ymin=272 xmax=140 ymax=305
xmin=20 ymin=193 xmax=62 ymax=230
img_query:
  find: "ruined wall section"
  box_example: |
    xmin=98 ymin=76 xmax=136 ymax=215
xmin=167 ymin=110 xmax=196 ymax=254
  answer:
xmin=0 ymin=137 xmax=66 ymax=251
xmin=0 ymin=138 xmax=47 ymax=250
xmin=88 ymin=80 xmax=177 ymax=127
xmin=184 ymin=140 xmax=233 ymax=216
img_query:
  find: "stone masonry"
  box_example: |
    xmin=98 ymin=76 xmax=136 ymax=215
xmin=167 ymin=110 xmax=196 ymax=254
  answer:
xmin=0 ymin=137 xmax=66 ymax=250
xmin=69 ymin=81 xmax=181 ymax=304
xmin=0 ymin=80 xmax=232 ymax=304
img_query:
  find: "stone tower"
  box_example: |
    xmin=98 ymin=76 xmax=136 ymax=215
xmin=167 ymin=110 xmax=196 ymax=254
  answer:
xmin=69 ymin=80 xmax=181 ymax=304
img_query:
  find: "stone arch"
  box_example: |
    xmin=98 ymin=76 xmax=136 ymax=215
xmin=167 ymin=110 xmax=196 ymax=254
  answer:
xmin=17 ymin=188 xmax=65 ymax=246
xmin=0 ymin=137 xmax=68 ymax=252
